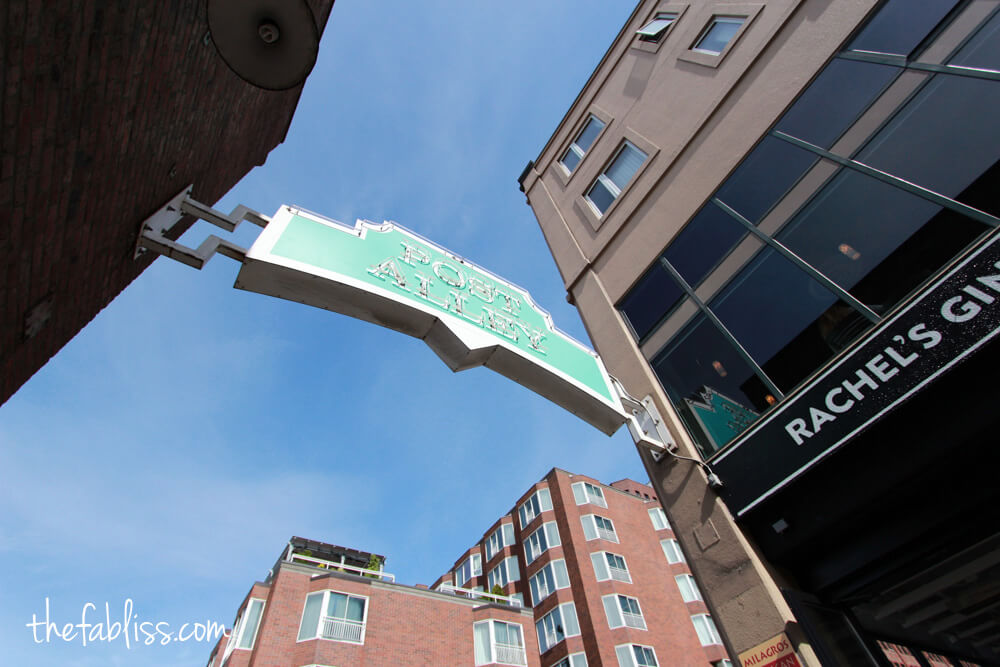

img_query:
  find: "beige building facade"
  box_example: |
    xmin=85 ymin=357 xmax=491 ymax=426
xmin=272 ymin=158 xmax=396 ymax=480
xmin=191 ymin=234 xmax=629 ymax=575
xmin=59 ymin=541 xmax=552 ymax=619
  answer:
xmin=522 ymin=1 xmax=1000 ymax=665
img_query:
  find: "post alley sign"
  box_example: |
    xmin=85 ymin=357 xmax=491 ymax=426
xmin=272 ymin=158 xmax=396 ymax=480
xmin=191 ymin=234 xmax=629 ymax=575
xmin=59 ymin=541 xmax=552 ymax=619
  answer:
xmin=712 ymin=229 xmax=1000 ymax=517
xmin=234 ymin=206 xmax=626 ymax=434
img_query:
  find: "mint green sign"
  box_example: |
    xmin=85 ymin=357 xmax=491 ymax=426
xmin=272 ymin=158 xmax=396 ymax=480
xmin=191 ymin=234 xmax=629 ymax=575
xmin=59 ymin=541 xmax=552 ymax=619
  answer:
xmin=235 ymin=207 xmax=626 ymax=434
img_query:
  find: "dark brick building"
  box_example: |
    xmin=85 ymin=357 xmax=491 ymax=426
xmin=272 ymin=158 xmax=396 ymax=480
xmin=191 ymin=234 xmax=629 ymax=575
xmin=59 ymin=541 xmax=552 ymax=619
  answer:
xmin=0 ymin=0 xmax=335 ymax=404
xmin=434 ymin=469 xmax=731 ymax=667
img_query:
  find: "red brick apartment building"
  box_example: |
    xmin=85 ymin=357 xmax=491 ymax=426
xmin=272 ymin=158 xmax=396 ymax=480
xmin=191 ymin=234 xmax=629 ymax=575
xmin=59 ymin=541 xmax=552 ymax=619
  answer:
xmin=207 ymin=537 xmax=540 ymax=667
xmin=432 ymin=469 xmax=731 ymax=667
xmin=208 ymin=471 xmax=728 ymax=667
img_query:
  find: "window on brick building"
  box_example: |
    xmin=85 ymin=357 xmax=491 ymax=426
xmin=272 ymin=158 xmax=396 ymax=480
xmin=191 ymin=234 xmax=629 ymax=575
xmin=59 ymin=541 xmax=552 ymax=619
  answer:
xmin=474 ymin=619 xmax=527 ymax=666
xmin=536 ymin=602 xmax=581 ymax=654
xmin=552 ymin=653 xmax=589 ymax=667
xmin=224 ymin=597 xmax=264 ymax=662
xmin=615 ymin=643 xmax=660 ymax=667
xmin=519 ymin=488 xmax=553 ymax=528
xmin=581 ymin=514 xmax=618 ymax=542
xmin=572 ymin=481 xmax=608 ymax=508
xmin=591 ymin=551 xmax=631 ymax=583
xmin=488 ymin=556 xmax=521 ymax=590
xmin=675 ymin=574 xmax=703 ymax=602
xmin=529 ymin=559 xmax=570 ymax=605
xmin=691 ymin=614 xmax=723 ymax=646
xmin=486 ymin=523 xmax=516 ymax=561
xmin=648 ymin=507 xmax=670 ymax=531
xmin=525 ymin=521 xmax=561 ymax=565
xmin=455 ymin=553 xmax=483 ymax=586
xmin=660 ymin=539 xmax=685 ymax=564
xmin=297 ymin=590 xmax=368 ymax=644
xmin=603 ymin=594 xmax=648 ymax=630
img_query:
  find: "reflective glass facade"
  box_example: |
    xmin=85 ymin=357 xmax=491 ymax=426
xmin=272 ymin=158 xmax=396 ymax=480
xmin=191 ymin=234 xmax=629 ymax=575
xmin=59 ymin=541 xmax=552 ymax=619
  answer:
xmin=619 ymin=0 xmax=999 ymax=459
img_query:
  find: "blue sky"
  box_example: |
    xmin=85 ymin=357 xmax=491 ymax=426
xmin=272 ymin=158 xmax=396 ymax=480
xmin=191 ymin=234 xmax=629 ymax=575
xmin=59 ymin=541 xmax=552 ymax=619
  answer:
xmin=0 ymin=2 xmax=647 ymax=665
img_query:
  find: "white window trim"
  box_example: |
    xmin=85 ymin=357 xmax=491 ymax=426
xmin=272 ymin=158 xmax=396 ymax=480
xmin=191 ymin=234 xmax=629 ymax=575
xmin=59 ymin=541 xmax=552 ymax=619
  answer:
xmin=603 ymin=594 xmax=648 ymax=631
xmin=560 ymin=115 xmax=606 ymax=175
xmin=525 ymin=521 xmax=561 ymax=565
xmin=572 ymin=481 xmax=608 ymax=508
xmin=474 ymin=619 xmax=527 ymax=667
xmin=648 ymin=507 xmax=670 ymax=531
xmin=676 ymin=573 xmax=703 ymax=602
xmin=486 ymin=523 xmax=515 ymax=562
xmin=661 ymin=539 xmax=685 ymax=564
xmin=591 ymin=550 xmax=632 ymax=583
xmin=225 ymin=597 xmax=265 ymax=660
xmin=637 ymin=12 xmax=678 ymax=41
xmin=692 ymin=614 xmax=723 ymax=646
xmin=529 ymin=558 xmax=570 ymax=606
xmin=585 ymin=141 xmax=647 ymax=218
xmin=581 ymin=514 xmax=619 ymax=543
xmin=537 ymin=602 xmax=581 ymax=654
xmin=297 ymin=590 xmax=369 ymax=645
xmin=551 ymin=652 xmax=589 ymax=667
xmin=616 ymin=643 xmax=660 ymax=667
xmin=488 ymin=556 xmax=520 ymax=590
xmin=518 ymin=488 xmax=553 ymax=529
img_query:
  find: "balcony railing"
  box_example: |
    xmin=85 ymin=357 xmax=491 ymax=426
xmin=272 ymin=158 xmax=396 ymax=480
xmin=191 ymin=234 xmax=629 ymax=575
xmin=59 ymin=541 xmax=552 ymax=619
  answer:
xmin=597 ymin=527 xmax=618 ymax=542
xmin=610 ymin=566 xmax=631 ymax=583
xmin=494 ymin=641 xmax=527 ymax=666
xmin=321 ymin=616 xmax=364 ymax=643
xmin=286 ymin=553 xmax=395 ymax=582
xmin=623 ymin=612 xmax=647 ymax=630
xmin=434 ymin=583 xmax=522 ymax=607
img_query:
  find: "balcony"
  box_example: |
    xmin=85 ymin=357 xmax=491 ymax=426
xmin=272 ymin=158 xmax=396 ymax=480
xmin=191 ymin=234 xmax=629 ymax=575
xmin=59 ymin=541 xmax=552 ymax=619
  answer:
xmin=321 ymin=616 xmax=364 ymax=643
xmin=494 ymin=641 xmax=527 ymax=666
xmin=287 ymin=552 xmax=395 ymax=582
xmin=434 ymin=583 xmax=523 ymax=607
xmin=609 ymin=565 xmax=631 ymax=583
xmin=623 ymin=611 xmax=647 ymax=630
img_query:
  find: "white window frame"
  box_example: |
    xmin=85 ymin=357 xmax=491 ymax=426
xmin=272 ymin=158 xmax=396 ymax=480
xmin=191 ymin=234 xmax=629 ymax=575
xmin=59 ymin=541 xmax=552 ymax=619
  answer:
xmin=474 ymin=619 xmax=527 ymax=667
xmin=571 ymin=481 xmax=608 ymax=508
xmin=591 ymin=551 xmax=632 ymax=583
xmin=297 ymin=590 xmax=369 ymax=645
xmin=488 ymin=556 xmax=521 ymax=590
xmin=692 ymin=614 xmax=723 ymax=646
xmin=636 ymin=12 xmax=678 ymax=42
xmin=560 ymin=115 xmax=605 ymax=175
xmin=529 ymin=558 xmax=570 ymax=606
xmin=551 ymin=653 xmax=589 ymax=667
xmin=486 ymin=523 xmax=515 ymax=561
xmin=536 ymin=601 xmax=581 ymax=654
xmin=616 ymin=643 xmax=660 ymax=667
xmin=676 ymin=573 xmax=703 ymax=602
xmin=581 ymin=514 xmax=619 ymax=543
xmin=585 ymin=141 xmax=647 ymax=217
xmin=603 ymin=594 xmax=647 ymax=630
xmin=518 ymin=488 xmax=553 ymax=528
xmin=456 ymin=553 xmax=483 ymax=586
xmin=225 ymin=597 xmax=265 ymax=659
xmin=660 ymin=539 xmax=684 ymax=564
xmin=525 ymin=521 xmax=561 ymax=565
xmin=692 ymin=15 xmax=746 ymax=55
xmin=648 ymin=507 xmax=670 ymax=531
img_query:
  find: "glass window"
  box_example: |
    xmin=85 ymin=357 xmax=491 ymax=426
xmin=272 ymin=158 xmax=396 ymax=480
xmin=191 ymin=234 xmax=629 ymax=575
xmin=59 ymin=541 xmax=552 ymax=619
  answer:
xmin=488 ymin=556 xmax=521 ymax=590
xmin=856 ymin=72 xmax=1000 ymax=218
xmin=591 ymin=551 xmax=632 ymax=583
xmin=525 ymin=521 xmax=561 ymax=565
xmin=693 ymin=16 xmax=745 ymax=55
xmin=552 ymin=653 xmax=589 ymax=667
xmin=652 ymin=313 xmax=771 ymax=458
xmin=561 ymin=115 xmax=606 ymax=174
xmin=298 ymin=591 xmax=367 ymax=643
xmin=616 ymin=644 xmax=659 ymax=667
xmin=661 ymin=539 xmax=685 ymax=564
xmin=587 ymin=142 xmax=648 ymax=216
xmin=519 ymin=488 xmax=553 ymax=527
xmin=691 ymin=614 xmax=723 ymax=646
xmin=230 ymin=598 xmax=264 ymax=651
xmin=777 ymin=167 xmax=986 ymax=316
xmin=648 ymin=507 xmax=670 ymax=531
xmin=676 ymin=574 xmax=703 ymax=602
xmin=637 ymin=13 xmax=678 ymax=42
xmin=774 ymin=58 xmax=900 ymax=149
xmin=537 ymin=602 xmax=580 ymax=654
xmin=709 ymin=247 xmax=858 ymax=392
xmin=847 ymin=0 xmax=962 ymax=57
xmin=455 ymin=553 xmax=483 ymax=586
xmin=714 ymin=135 xmax=818 ymax=224
xmin=604 ymin=594 xmax=647 ymax=630
xmin=619 ymin=262 xmax=685 ymax=341
xmin=581 ymin=514 xmax=619 ymax=542
xmin=529 ymin=559 xmax=570 ymax=605
xmin=950 ymin=10 xmax=1000 ymax=72
xmin=664 ymin=203 xmax=748 ymax=286
xmin=572 ymin=481 xmax=608 ymax=508
xmin=486 ymin=523 xmax=516 ymax=561
xmin=474 ymin=620 xmax=526 ymax=667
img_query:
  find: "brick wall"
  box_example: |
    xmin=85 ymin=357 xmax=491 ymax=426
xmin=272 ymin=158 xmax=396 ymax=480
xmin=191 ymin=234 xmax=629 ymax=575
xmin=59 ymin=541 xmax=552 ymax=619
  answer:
xmin=0 ymin=0 xmax=335 ymax=404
